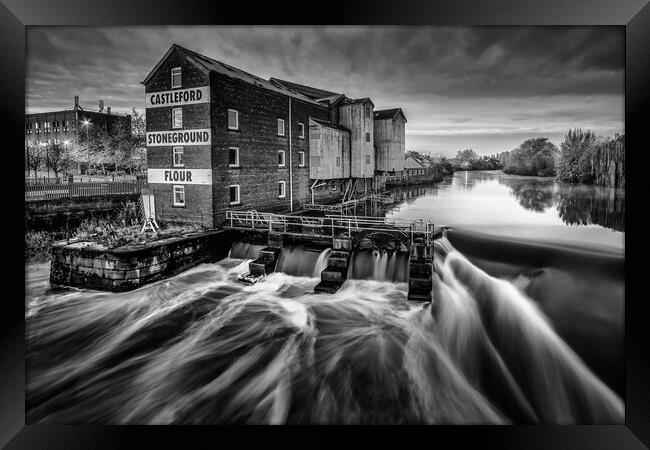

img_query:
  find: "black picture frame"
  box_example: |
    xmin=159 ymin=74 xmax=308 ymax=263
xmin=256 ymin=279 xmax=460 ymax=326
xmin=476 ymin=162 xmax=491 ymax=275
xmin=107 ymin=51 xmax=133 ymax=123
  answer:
xmin=4 ymin=0 xmax=649 ymax=448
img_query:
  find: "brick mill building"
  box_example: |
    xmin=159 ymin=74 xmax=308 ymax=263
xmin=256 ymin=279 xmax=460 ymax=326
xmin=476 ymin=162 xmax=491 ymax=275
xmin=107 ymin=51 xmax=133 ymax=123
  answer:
xmin=143 ymin=43 xmax=407 ymax=227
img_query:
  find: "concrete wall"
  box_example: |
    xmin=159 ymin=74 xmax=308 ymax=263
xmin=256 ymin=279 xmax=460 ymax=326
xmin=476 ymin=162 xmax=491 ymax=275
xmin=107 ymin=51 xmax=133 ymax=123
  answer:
xmin=374 ymin=116 xmax=405 ymax=174
xmin=338 ymin=101 xmax=374 ymax=178
xmin=50 ymin=229 xmax=234 ymax=291
xmin=308 ymin=120 xmax=350 ymax=180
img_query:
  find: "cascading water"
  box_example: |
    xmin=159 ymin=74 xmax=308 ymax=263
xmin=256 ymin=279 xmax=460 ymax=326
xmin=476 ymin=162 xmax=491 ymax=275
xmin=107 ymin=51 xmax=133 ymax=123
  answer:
xmin=273 ymin=244 xmax=331 ymax=278
xmin=348 ymin=250 xmax=409 ymax=282
xmin=228 ymin=241 xmax=266 ymax=260
xmin=25 ymin=234 xmax=624 ymax=425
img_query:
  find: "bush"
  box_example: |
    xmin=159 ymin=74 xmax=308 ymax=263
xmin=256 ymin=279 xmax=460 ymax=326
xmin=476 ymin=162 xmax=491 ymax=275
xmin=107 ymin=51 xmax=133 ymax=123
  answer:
xmin=503 ymin=137 xmax=558 ymax=177
xmin=72 ymin=218 xmax=204 ymax=249
xmin=25 ymin=231 xmax=57 ymax=262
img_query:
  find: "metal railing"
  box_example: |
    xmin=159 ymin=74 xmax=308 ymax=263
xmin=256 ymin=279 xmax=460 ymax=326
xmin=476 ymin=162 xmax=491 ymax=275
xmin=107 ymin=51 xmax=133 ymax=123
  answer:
xmin=225 ymin=210 xmax=435 ymax=247
xmin=25 ymin=179 xmax=143 ymax=201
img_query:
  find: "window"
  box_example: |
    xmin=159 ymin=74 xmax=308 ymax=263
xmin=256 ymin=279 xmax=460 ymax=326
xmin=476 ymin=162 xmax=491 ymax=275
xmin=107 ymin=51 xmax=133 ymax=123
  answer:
xmin=365 ymin=103 xmax=372 ymax=118
xmin=229 ymin=185 xmax=240 ymax=205
xmin=171 ymin=67 xmax=182 ymax=89
xmin=365 ymin=132 xmax=370 ymax=142
xmin=277 ymin=118 xmax=285 ymax=136
xmin=336 ymin=156 xmax=341 ymax=167
xmin=63 ymin=120 xmax=70 ymax=132
xmin=173 ymin=146 xmax=184 ymax=167
xmin=278 ymin=150 xmax=285 ymax=167
xmin=298 ymin=151 xmax=305 ymax=167
xmin=278 ymin=181 xmax=286 ymax=198
xmin=366 ymin=155 xmax=371 ymax=164
xmin=228 ymin=147 xmax=239 ymax=167
xmin=228 ymin=109 xmax=239 ymax=130
xmin=44 ymin=122 xmax=51 ymax=133
xmin=299 ymin=122 xmax=305 ymax=138
xmin=173 ymin=185 xmax=185 ymax=207
xmin=172 ymin=108 xmax=183 ymax=129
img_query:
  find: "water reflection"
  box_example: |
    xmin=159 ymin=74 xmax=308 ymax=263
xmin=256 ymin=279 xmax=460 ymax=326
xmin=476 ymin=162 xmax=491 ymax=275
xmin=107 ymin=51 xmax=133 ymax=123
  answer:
xmin=503 ymin=179 xmax=555 ymax=213
xmin=453 ymin=170 xmax=493 ymax=192
xmin=380 ymin=171 xmax=623 ymax=249
xmin=555 ymin=185 xmax=625 ymax=232
xmin=497 ymin=176 xmax=625 ymax=232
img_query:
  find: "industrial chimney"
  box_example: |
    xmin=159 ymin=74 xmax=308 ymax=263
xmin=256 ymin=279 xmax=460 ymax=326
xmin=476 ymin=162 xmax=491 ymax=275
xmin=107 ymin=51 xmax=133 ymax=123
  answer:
xmin=74 ymin=95 xmax=79 ymax=109
xmin=98 ymin=100 xmax=104 ymax=112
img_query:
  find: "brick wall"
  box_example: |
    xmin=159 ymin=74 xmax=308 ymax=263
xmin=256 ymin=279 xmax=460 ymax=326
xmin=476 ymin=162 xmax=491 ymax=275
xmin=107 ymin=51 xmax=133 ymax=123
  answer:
xmin=144 ymin=47 xmax=214 ymax=226
xmin=209 ymin=73 xmax=328 ymax=225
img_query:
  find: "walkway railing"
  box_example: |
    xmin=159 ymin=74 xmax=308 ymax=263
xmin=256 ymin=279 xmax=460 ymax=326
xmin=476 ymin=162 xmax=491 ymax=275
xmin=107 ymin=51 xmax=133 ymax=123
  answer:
xmin=225 ymin=210 xmax=435 ymax=247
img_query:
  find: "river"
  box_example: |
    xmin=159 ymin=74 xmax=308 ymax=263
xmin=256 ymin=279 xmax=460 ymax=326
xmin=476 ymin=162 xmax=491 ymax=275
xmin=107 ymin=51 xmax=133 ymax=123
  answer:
xmin=25 ymin=170 xmax=625 ymax=425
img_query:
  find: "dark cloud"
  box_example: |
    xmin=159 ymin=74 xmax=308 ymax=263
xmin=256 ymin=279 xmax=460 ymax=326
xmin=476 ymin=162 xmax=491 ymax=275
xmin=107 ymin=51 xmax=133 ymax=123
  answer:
xmin=25 ymin=26 xmax=624 ymax=156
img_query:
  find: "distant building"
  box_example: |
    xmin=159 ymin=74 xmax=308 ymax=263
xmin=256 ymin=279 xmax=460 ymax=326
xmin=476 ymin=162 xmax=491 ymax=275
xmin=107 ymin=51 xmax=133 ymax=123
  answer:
xmin=25 ymin=96 xmax=131 ymax=149
xmin=404 ymin=154 xmax=427 ymax=176
xmin=143 ymin=43 xmax=408 ymax=227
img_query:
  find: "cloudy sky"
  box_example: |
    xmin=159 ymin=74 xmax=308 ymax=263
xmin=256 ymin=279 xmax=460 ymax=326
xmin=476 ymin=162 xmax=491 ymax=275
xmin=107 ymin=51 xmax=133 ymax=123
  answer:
xmin=26 ymin=26 xmax=624 ymax=156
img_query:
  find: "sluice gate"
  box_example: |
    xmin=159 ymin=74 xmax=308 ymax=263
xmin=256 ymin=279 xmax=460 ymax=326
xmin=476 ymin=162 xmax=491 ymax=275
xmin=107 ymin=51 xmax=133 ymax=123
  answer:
xmin=225 ymin=210 xmax=440 ymax=302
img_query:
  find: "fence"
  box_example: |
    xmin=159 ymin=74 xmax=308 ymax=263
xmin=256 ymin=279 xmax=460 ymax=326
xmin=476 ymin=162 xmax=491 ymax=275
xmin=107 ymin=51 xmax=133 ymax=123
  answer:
xmin=25 ymin=179 xmax=144 ymax=201
xmin=224 ymin=210 xmax=435 ymax=247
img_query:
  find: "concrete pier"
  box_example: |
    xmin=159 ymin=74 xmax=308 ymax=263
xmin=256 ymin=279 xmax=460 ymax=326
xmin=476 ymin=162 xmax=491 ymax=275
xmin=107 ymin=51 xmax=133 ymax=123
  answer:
xmin=314 ymin=238 xmax=352 ymax=293
xmin=249 ymin=233 xmax=283 ymax=276
xmin=407 ymin=238 xmax=433 ymax=302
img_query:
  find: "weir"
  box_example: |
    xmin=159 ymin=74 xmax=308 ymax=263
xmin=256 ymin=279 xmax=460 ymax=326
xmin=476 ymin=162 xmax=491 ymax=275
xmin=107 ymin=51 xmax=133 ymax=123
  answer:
xmin=226 ymin=210 xmax=440 ymax=301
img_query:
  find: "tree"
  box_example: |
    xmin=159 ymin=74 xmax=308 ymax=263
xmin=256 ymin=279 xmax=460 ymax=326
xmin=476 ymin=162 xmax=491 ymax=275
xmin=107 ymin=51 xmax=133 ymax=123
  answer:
xmin=437 ymin=157 xmax=453 ymax=176
xmin=130 ymin=108 xmax=147 ymax=173
xmin=26 ymin=144 xmax=45 ymax=176
xmin=556 ymin=129 xmax=597 ymax=183
xmin=45 ymin=142 xmax=73 ymax=178
xmin=503 ymin=138 xmax=558 ymax=177
xmin=456 ymin=149 xmax=478 ymax=167
xmin=67 ymin=108 xmax=147 ymax=176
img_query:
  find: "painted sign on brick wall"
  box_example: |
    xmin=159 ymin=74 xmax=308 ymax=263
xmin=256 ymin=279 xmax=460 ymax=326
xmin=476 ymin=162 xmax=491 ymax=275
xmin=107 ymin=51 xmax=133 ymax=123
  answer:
xmin=146 ymin=129 xmax=211 ymax=146
xmin=145 ymin=86 xmax=210 ymax=108
xmin=147 ymin=168 xmax=212 ymax=185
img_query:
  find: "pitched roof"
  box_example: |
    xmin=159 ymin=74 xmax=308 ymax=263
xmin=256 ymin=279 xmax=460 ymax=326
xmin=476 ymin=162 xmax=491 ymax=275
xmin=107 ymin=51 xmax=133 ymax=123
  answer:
xmin=269 ymin=78 xmax=342 ymax=100
xmin=340 ymin=97 xmax=374 ymax=107
xmin=309 ymin=118 xmax=350 ymax=133
xmin=374 ymin=108 xmax=407 ymax=122
xmin=142 ymin=44 xmax=324 ymax=106
xmin=404 ymin=154 xmax=426 ymax=168
xmin=314 ymin=93 xmax=347 ymax=106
